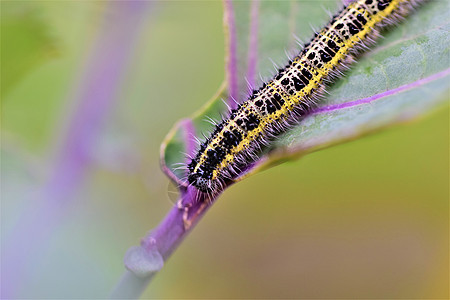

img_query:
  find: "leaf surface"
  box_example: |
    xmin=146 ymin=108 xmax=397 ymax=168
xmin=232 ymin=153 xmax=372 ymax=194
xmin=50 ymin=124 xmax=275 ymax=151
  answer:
xmin=161 ymin=0 xmax=450 ymax=185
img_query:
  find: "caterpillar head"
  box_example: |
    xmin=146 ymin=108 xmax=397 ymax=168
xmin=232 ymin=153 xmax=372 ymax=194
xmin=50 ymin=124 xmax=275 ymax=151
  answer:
xmin=187 ymin=170 xmax=216 ymax=193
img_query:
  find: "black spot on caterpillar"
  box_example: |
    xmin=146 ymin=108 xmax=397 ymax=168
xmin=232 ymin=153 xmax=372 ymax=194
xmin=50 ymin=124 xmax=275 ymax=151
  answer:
xmin=187 ymin=0 xmax=425 ymax=193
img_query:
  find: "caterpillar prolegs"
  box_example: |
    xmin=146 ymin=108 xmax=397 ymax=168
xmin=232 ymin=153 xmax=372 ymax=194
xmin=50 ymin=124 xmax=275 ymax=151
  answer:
xmin=187 ymin=0 xmax=425 ymax=193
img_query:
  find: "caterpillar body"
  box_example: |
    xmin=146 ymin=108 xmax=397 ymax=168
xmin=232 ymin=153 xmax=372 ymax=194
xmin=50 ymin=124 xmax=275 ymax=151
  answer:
xmin=187 ymin=0 xmax=424 ymax=193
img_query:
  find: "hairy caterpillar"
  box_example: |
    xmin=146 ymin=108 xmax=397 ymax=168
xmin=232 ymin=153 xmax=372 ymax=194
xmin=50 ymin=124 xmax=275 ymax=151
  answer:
xmin=187 ymin=0 xmax=425 ymax=193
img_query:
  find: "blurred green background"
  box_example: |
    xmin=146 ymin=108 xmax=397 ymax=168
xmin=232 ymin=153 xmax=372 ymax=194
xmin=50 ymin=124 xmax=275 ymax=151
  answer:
xmin=1 ymin=1 xmax=448 ymax=299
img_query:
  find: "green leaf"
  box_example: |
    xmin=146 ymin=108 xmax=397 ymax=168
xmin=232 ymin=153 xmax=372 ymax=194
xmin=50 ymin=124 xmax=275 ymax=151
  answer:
xmin=161 ymin=0 xmax=450 ymax=185
xmin=1 ymin=2 xmax=59 ymax=98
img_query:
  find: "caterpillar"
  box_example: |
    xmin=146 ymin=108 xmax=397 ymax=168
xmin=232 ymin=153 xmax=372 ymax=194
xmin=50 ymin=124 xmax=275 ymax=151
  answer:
xmin=187 ymin=0 xmax=425 ymax=193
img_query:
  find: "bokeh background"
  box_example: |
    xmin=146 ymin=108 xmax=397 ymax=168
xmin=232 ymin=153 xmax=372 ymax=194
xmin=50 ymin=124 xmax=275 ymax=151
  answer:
xmin=1 ymin=1 xmax=448 ymax=299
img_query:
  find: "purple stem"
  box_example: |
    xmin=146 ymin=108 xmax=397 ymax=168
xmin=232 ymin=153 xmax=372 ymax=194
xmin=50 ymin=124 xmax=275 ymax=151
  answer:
xmin=312 ymin=68 xmax=450 ymax=115
xmin=1 ymin=2 xmax=148 ymax=298
xmin=224 ymin=0 xmax=239 ymax=109
xmin=143 ymin=187 xmax=218 ymax=261
xmin=246 ymin=0 xmax=260 ymax=89
xmin=114 ymin=186 xmax=221 ymax=298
